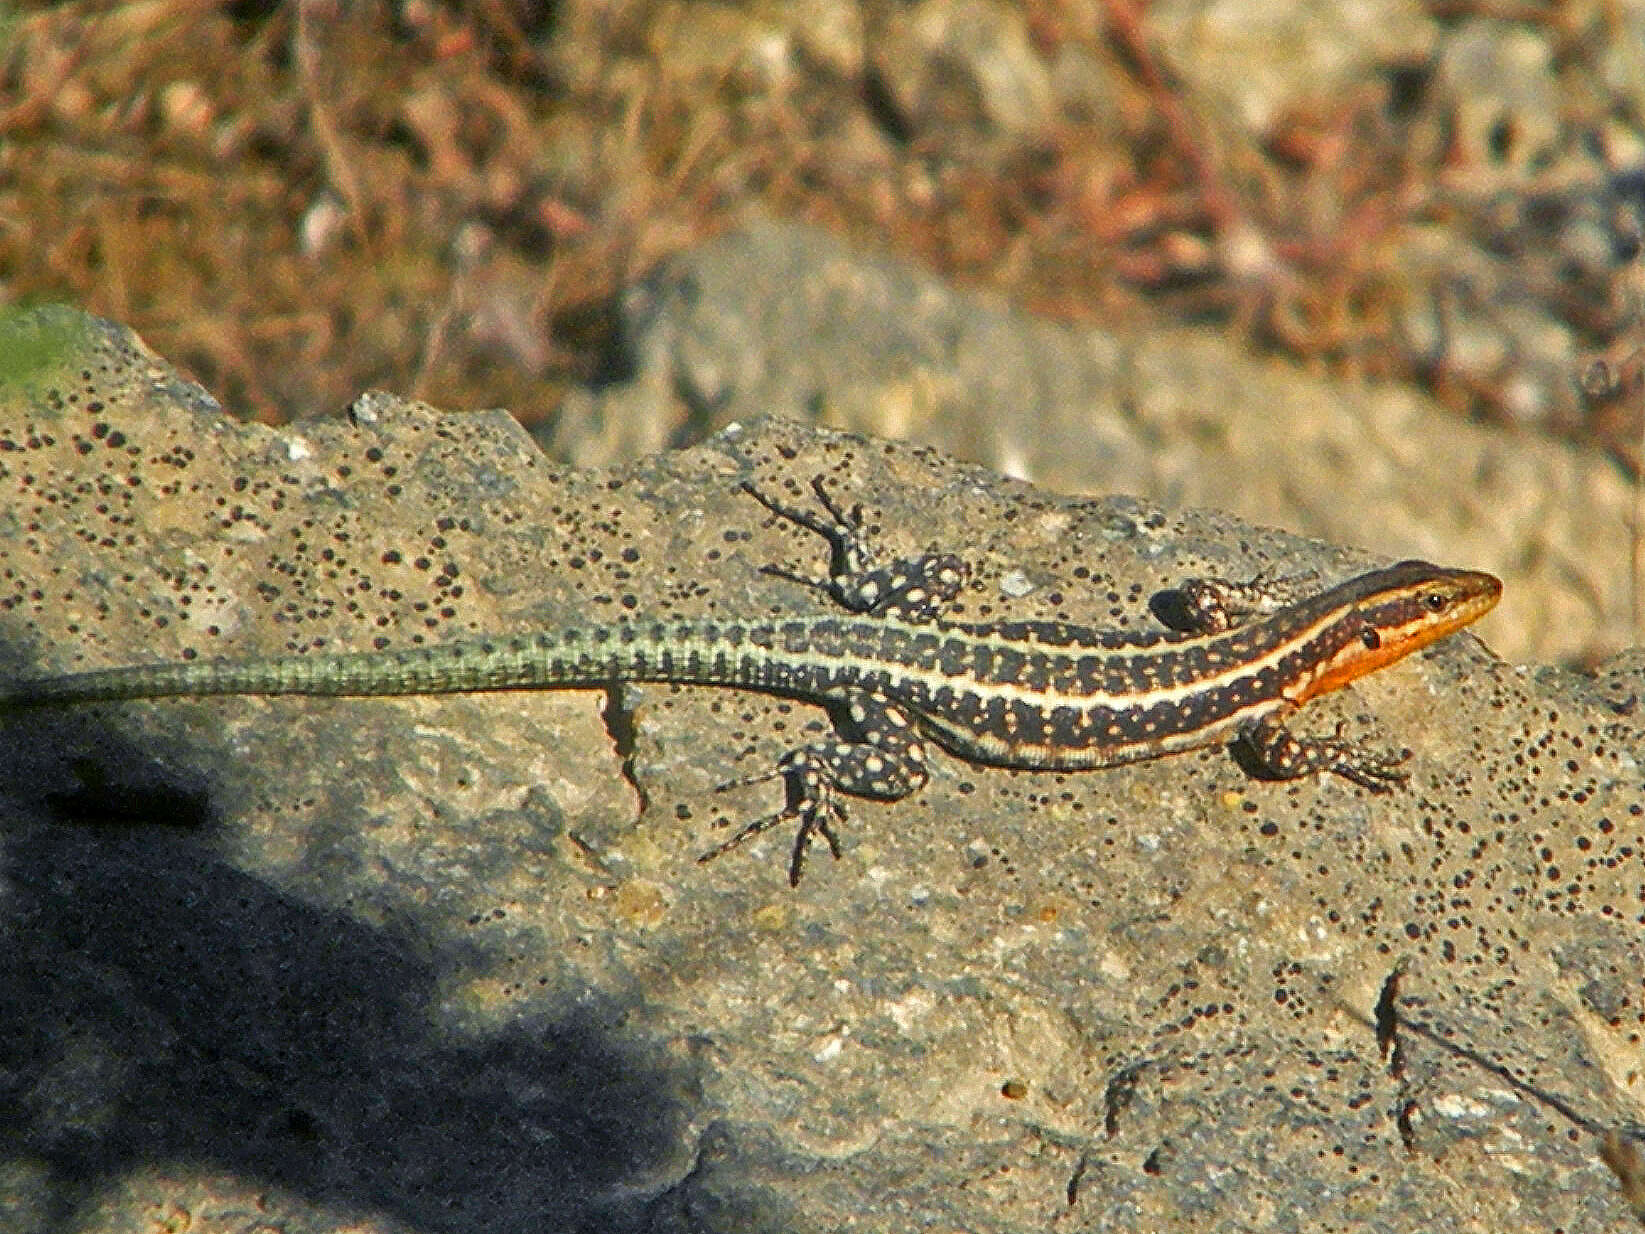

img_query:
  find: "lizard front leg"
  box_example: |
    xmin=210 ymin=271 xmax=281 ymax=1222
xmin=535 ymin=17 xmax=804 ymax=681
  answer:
xmin=741 ymin=476 xmax=968 ymax=622
xmin=1240 ymin=707 xmax=1409 ymax=792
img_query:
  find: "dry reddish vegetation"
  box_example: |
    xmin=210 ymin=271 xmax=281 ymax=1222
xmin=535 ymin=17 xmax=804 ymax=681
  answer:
xmin=0 ymin=1 xmax=1639 ymax=459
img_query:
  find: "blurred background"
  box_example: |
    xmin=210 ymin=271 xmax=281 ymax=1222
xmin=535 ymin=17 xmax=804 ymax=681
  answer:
xmin=2 ymin=0 xmax=1642 ymax=661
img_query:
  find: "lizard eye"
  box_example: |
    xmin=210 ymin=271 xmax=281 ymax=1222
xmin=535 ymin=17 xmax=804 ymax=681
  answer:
xmin=1361 ymin=627 xmax=1381 ymax=649
xmin=1425 ymin=591 xmax=1448 ymax=611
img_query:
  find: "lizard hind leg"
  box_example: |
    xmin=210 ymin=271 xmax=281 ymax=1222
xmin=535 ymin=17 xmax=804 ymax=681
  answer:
xmin=699 ymin=688 xmax=930 ymax=885
xmin=698 ymin=753 xmax=850 ymax=887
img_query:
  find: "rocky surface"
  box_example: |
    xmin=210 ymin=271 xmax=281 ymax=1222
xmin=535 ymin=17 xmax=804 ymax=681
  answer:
xmin=555 ymin=217 xmax=1634 ymax=668
xmin=3 ymin=306 xmax=1645 ymax=1232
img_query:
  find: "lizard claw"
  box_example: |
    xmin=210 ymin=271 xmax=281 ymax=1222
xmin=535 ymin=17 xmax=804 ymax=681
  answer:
xmin=714 ymin=766 xmax=782 ymax=794
xmin=700 ymin=753 xmax=847 ymax=885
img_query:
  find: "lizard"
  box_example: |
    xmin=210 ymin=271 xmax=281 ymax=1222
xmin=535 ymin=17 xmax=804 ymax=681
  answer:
xmin=0 ymin=477 xmax=1502 ymax=885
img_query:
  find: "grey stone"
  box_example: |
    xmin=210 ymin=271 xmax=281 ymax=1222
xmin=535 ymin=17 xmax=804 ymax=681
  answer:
xmin=555 ymin=217 xmax=1637 ymax=667
xmin=3 ymin=307 xmax=1644 ymax=1231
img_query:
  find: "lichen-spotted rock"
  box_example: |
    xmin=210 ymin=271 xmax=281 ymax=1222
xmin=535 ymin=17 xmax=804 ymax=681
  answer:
xmin=2 ymin=307 xmax=1642 ymax=1233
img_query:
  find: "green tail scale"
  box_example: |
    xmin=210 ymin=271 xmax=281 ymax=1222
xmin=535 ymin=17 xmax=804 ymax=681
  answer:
xmin=1 ymin=617 xmax=880 ymax=707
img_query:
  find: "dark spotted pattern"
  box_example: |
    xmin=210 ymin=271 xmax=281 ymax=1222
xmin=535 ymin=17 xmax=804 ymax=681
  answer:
xmin=2 ymin=481 xmax=1501 ymax=883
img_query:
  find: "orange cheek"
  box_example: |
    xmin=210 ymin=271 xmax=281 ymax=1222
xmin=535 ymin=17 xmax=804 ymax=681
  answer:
xmin=1293 ymin=641 xmax=1409 ymax=703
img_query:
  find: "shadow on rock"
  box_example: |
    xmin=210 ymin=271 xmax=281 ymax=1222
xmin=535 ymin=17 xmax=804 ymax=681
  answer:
xmin=0 ymin=817 xmax=697 ymax=1233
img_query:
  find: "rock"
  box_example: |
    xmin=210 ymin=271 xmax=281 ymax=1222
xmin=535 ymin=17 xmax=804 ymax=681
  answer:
xmin=1431 ymin=19 xmax=1562 ymax=172
xmin=3 ymin=307 xmax=1643 ymax=1231
xmin=556 ymin=217 xmax=1636 ymax=666
xmin=1143 ymin=0 xmax=1436 ymax=137
xmin=868 ymin=0 xmax=1057 ymax=141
